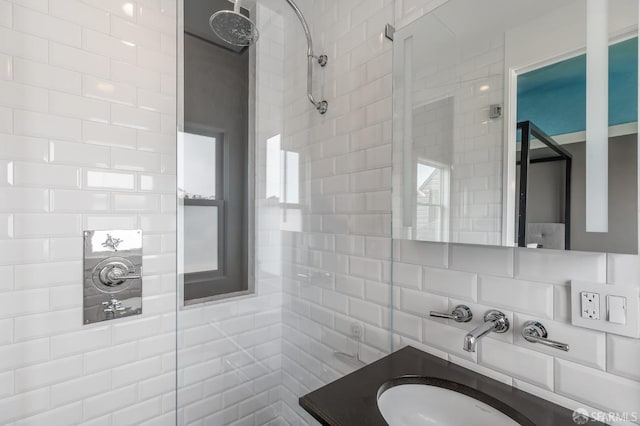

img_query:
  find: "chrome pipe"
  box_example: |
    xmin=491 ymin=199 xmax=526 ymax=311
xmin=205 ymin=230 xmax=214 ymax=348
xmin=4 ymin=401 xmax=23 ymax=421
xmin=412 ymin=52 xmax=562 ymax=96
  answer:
xmin=284 ymin=0 xmax=328 ymax=114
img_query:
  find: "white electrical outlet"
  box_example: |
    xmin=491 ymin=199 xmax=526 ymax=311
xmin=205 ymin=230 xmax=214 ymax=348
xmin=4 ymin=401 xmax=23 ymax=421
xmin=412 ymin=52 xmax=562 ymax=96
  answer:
xmin=571 ymin=280 xmax=640 ymax=338
xmin=580 ymin=291 xmax=600 ymax=319
xmin=350 ymin=322 xmax=363 ymax=340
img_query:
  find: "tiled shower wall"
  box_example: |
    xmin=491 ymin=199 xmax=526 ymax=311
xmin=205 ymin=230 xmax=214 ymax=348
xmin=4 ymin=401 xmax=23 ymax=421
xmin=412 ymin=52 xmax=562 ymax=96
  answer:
xmin=280 ymin=0 xmax=640 ymax=424
xmin=0 ymin=0 xmax=178 ymax=424
xmin=0 ymin=0 xmax=287 ymax=424
xmin=280 ymin=0 xmax=396 ymax=423
xmin=0 ymin=1 xmax=285 ymax=425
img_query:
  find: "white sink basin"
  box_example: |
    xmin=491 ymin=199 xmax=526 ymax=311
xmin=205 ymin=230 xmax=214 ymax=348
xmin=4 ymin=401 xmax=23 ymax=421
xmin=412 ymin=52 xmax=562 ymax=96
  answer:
xmin=377 ymin=383 xmax=520 ymax=426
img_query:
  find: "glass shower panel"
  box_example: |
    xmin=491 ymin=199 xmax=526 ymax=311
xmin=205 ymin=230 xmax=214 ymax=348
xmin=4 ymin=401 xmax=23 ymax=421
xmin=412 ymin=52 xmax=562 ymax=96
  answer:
xmin=277 ymin=1 xmax=393 ymax=424
xmin=178 ymin=0 xmax=393 ymax=424
xmin=177 ymin=0 xmax=285 ymax=424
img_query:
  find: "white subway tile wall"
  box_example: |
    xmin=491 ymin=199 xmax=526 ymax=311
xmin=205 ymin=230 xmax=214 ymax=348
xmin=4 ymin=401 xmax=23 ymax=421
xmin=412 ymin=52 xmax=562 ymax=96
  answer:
xmin=278 ymin=0 xmax=640 ymax=424
xmin=0 ymin=1 xmax=180 ymax=424
xmin=0 ymin=0 xmax=284 ymax=424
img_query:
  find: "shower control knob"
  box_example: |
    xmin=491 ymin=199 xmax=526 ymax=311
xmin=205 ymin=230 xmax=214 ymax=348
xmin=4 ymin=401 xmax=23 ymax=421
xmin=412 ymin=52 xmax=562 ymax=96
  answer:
xmin=98 ymin=260 xmax=141 ymax=287
xmin=84 ymin=230 xmax=143 ymax=324
xmin=102 ymin=298 xmax=125 ymax=314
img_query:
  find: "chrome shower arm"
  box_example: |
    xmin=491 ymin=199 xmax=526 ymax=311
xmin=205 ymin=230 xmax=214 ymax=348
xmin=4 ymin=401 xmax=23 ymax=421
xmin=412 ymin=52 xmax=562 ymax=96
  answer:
xmin=284 ymin=0 xmax=328 ymax=114
xmin=284 ymin=0 xmax=313 ymax=56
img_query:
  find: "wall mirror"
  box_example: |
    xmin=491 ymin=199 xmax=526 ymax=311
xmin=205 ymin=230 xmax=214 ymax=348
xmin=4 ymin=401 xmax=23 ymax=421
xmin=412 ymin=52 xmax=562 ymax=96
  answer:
xmin=392 ymin=0 xmax=639 ymax=254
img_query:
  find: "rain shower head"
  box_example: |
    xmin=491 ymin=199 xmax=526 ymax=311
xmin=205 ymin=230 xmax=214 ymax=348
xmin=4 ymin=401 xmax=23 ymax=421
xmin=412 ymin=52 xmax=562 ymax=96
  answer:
xmin=209 ymin=2 xmax=259 ymax=47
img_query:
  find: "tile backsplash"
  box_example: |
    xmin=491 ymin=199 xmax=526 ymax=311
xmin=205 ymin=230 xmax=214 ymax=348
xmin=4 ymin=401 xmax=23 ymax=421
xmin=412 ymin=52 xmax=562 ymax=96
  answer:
xmin=394 ymin=241 xmax=640 ymax=421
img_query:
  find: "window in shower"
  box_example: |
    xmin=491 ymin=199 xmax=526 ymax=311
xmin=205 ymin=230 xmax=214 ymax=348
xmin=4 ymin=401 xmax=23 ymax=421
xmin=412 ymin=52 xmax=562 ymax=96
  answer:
xmin=266 ymin=134 xmax=302 ymax=232
xmin=180 ymin=124 xmax=250 ymax=303
xmin=180 ymin=131 xmax=223 ymax=276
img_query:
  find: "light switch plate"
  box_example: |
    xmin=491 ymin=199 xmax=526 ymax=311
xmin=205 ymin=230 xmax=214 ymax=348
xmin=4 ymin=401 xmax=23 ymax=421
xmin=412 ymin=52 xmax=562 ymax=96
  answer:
xmin=571 ymin=280 xmax=639 ymax=338
xmin=607 ymin=295 xmax=627 ymax=325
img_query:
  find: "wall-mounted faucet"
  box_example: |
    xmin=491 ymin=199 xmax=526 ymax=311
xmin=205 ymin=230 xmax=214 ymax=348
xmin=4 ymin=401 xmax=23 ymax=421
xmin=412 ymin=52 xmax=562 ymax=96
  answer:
xmin=463 ymin=310 xmax=509 ymax=352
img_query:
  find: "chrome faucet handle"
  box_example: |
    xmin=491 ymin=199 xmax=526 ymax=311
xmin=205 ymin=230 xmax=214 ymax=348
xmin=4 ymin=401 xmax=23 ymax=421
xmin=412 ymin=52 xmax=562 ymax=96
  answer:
xmin=107 ymin=268 xmax=141 ymax=282
xmin=102 ymin=297 xmax=126 ymax=314
xmin=429 ymin=305 xmax=473 ymax=323
xmin=522 ymin=321 xmax=570 ymax=352
xmin=484 ymin=310 xmax=509 ymax=333
xmin=98 ymin=263 xmax=141 ymax=287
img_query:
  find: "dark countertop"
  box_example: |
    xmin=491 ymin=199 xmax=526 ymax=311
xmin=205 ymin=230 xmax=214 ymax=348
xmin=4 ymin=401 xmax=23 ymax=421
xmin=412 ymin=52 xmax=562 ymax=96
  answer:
xmin=299 ymin=346 xmax=607 ymax=426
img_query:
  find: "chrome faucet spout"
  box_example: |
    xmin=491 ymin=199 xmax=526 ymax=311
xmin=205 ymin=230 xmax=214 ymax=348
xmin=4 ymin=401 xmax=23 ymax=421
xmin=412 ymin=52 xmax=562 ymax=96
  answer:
xmin=463 ymin=320 xmax=496 ymax=352
xmin=462 ymin=310 xmax=509 ymax=353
